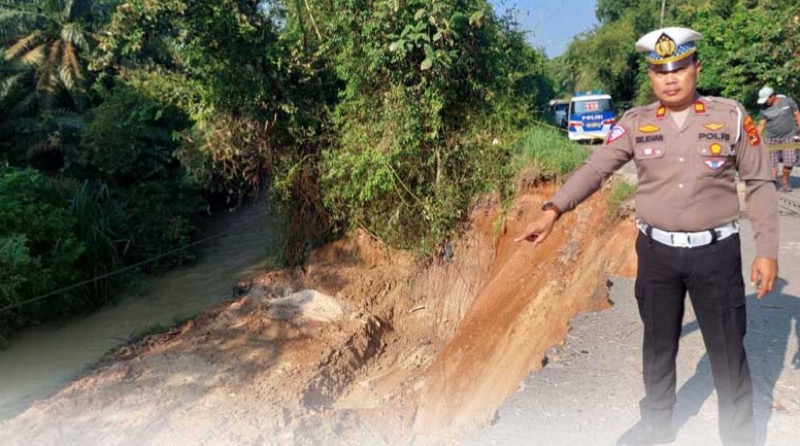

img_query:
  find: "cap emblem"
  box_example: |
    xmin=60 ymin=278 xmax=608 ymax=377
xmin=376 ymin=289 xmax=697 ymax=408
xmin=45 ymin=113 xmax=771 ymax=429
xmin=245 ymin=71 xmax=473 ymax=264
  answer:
xmin=655 ymin=34 xmax=677 ymax=58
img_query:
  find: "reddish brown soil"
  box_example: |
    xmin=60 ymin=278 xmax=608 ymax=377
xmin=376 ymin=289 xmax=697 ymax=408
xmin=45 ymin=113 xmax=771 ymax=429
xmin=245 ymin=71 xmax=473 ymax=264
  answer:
xmin=0 ymin=181 xmax=637 ymax=446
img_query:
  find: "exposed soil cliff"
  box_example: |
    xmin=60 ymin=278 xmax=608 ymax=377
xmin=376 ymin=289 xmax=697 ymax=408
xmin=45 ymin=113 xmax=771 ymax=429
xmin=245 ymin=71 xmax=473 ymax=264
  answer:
xmin=0 ymin=180 xmax=638 ymax=446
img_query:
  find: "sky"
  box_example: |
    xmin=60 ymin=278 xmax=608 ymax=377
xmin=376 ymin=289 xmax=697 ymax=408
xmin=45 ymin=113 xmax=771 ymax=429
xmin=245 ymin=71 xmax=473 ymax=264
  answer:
xmin=489 ymin=0 xmax=599 ymax=58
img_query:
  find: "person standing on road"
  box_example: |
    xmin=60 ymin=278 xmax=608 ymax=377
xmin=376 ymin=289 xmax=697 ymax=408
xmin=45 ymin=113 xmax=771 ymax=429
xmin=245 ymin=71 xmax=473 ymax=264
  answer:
xmin=515 ymin=27 xmax=779 ymax=446
xmin=756 ymin=86 xmax=800 ymax=192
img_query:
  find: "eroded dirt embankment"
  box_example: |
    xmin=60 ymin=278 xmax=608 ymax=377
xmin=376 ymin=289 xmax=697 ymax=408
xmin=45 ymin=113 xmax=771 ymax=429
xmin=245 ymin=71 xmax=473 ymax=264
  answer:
xmin=0 ymin=181 xmax=637 ymax=446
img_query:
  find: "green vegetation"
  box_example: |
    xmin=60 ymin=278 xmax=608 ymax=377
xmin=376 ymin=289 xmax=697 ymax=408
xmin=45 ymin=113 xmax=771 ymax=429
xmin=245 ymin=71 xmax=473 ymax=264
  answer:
xmin=512 ymin=127 xmax=590 ymax=176
xmin=551 ymin=0 xmax=800 ymax=111
xmin=607 ymin=180 xmax=637 ymax=217
xmin=2 ymin=0 xmax=795 ymax=340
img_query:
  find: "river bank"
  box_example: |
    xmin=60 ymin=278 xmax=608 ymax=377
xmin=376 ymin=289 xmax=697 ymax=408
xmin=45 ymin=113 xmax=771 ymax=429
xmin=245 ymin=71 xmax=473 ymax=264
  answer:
xmin=0 ymin=198 xmax=277 ymax=419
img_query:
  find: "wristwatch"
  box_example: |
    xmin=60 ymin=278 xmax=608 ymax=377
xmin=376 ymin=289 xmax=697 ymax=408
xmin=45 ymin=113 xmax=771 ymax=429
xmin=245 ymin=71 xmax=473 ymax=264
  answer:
xmin=541 ymin=201 xmax=562 ymax=219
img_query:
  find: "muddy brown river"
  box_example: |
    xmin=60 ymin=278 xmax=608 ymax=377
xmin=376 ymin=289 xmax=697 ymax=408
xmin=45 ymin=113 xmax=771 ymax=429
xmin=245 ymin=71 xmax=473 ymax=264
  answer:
xmin=0 ymin=199 xmax=276 ymax=419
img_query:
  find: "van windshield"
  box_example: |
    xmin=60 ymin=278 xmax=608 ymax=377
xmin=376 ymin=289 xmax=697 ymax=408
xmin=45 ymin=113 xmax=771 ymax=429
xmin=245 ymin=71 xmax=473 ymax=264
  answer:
xmin=572 ymin=99 xmax=613 ymax=114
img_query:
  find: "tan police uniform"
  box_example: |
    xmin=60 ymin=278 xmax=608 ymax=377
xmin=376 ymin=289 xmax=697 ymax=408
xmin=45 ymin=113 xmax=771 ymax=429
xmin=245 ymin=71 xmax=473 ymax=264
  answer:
xmin=540 ymin=27 xmax=779 ymax=446
xmin=550 ymin=96 xmax=778 ymax=259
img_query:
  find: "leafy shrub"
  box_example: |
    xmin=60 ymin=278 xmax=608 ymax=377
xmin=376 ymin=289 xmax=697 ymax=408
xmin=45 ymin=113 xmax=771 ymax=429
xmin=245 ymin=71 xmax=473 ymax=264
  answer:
xmin=0 ymin=167 xmax=84 ymax=335
xmin=317 ymin=0 xmax=546 ymax=251
xmin=79 ymin=75 xmax=202 ymax=271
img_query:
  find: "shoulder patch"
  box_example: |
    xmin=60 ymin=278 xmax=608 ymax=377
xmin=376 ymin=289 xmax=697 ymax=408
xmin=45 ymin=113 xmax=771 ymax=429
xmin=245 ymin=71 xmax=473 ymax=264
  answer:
xmin=606 ymin=125 xmax=627 ymax=144
xmin=743 ymin=116 xmax=761 ymax=147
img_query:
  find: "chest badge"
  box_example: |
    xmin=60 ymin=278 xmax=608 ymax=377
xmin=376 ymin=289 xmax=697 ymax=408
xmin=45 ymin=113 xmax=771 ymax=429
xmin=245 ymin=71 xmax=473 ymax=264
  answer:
xmin=704 ymin=158 xmax=726 ymax=170
xmin=703 ymin=123 xmax=726 ymax=131
xmin=710 ymin=143 xmax=723 ymax=155
xmin=639 ymin=124 xmax=660 ymax=133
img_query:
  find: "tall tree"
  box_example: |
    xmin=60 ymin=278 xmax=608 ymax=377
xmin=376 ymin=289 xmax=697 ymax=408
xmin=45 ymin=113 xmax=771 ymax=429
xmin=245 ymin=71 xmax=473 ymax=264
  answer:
xmin=0 ymin=0 xmax=111 ymax=110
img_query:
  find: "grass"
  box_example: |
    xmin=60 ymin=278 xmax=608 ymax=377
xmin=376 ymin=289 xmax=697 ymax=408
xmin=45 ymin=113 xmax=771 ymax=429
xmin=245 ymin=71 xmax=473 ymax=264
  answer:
xmin=511 ymin=126 xmax=591 ymax=177
xmin=608 ymin=180 xmax=636 ymax=210
xmin=606 ymin=180 xmax=637 ymax=220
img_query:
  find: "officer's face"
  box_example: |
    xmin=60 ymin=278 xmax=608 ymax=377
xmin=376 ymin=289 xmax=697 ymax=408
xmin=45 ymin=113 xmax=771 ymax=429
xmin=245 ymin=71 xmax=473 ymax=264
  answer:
xmin=647 ymin=61 xmax=700 ymax=110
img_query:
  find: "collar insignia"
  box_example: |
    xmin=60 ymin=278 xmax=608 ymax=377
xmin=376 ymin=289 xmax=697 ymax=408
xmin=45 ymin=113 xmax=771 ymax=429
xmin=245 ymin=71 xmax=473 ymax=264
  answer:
xmin=710 ymin=143 xmax=723 ymax=155
xmin=656 ymin=107 xmax=667 ymax=119
xmin=693 ymin=101 xmax=706 ymax=114
xmin=639 ymin=124 xmax=660 ymax=133
xmin=703 ymin=123 xmax=726 ymax=131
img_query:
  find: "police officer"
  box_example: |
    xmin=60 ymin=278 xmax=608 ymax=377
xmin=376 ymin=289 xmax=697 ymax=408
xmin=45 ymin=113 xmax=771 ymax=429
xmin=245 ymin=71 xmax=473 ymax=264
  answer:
xmin=515 ymin=27 xmax=779 ymax=446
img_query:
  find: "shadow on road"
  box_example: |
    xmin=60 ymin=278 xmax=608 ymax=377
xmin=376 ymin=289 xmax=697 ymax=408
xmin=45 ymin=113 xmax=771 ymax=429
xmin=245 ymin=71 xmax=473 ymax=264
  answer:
xmin=672 ymin=278 xmax=800 ymax=446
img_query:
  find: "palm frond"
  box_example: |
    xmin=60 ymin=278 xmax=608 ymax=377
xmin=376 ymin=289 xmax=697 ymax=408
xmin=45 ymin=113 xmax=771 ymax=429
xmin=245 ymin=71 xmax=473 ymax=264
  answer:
xmin=35 ymin=41 xmax=61 ymax=92
xmin=59 ymin=39 xmax=84 ymax=91
xmin=66 ymin=0 xmax=94 ymax=22
xmin=50 ymin=107 xmax=86 ymax=130
xmin=0 ymin=116 xmax=38 ymax=136
xmin=60 ymin=22 xmax=89 ymax=51
xmin=19 ymin=43 xmax=46 ymax=66
xmin=0 ymin=11 xmax=47 ymax=43
xmin=4 ymin=30 xmax=41 ymax=59
xmin=0 ymin=71 xmax=22 ymax=99
xmin=9 ymin=89 xmax=39 ymax=115
xmin=46 ymin=38 xmax=61 ymax=69
xmin=0 ymin=1 xmax=46 ymax=11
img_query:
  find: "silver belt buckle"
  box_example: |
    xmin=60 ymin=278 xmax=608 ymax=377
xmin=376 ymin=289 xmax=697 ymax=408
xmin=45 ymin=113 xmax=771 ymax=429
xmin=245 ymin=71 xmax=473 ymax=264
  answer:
xmin=672 ymin=232 xmax=690 ymax=247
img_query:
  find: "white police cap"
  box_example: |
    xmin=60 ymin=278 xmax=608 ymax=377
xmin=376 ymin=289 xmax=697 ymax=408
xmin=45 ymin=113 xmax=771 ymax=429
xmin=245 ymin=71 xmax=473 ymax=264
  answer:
xmin=635 ymin=27 xmax=703 ymax=72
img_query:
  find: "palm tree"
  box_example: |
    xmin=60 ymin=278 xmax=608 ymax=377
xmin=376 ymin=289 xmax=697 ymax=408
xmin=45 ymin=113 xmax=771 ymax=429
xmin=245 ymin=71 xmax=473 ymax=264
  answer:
xmin=0 ymin=0 xmax=100 ymax=110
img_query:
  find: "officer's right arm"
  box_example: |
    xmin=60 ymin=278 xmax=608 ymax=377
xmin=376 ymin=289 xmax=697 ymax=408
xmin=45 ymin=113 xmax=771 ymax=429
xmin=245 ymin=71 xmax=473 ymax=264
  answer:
xmin=515 ymin=115 xmax=636 ymax=244
xmin=548 ymin=116 xmax=636 ymax=214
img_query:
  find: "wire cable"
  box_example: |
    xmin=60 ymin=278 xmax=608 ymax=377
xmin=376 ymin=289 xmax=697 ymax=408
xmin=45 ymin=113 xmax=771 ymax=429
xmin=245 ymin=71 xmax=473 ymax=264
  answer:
xmin=0 ymin=230 xmax=264 ymax=314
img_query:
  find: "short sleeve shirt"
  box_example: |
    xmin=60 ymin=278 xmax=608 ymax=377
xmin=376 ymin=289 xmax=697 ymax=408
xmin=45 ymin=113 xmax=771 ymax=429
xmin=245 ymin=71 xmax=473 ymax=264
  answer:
xmin=761 ymin=96 xmax=799 ymax=139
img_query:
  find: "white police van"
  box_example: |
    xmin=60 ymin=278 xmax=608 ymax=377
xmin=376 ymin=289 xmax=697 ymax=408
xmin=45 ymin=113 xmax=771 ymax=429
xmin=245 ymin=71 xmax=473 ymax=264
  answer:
xmin=567 ymin=91 xmax=616 ymax=143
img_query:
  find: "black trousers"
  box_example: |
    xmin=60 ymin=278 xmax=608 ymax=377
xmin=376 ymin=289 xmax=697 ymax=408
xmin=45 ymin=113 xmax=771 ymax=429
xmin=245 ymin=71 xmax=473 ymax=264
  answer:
xmin=635 ymin=232 xmax=753 ymax=446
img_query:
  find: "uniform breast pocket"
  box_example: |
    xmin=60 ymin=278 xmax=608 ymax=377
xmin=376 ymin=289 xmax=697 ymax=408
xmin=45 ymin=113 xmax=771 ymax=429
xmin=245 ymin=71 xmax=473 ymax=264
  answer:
xmin=634 ymin=146 xmax=666 ymax=161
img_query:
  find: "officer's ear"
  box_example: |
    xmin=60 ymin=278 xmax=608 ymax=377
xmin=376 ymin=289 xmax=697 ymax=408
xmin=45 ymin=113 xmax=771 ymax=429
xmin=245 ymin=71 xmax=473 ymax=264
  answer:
xmin=693 ymin=55 xmax=701 ymax=74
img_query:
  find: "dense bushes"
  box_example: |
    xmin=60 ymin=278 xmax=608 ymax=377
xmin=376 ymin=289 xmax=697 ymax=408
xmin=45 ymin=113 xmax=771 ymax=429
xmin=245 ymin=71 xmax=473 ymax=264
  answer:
xmin=0 ymin=0 xmax=552 ymax=338
xmin=0 ymin=168 xmax=99 ymax=339
xmin=314 ymin=0 xmax=549 ymax=250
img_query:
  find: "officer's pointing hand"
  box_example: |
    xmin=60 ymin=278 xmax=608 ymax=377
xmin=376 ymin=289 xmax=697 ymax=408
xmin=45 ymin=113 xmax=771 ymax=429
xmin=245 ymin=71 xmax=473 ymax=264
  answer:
xmin=514 ymin=210 xmax=559 ymax=244
xmin=750 ymin=257 xmax=778 ymax=299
